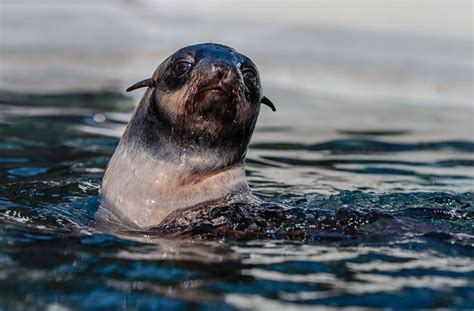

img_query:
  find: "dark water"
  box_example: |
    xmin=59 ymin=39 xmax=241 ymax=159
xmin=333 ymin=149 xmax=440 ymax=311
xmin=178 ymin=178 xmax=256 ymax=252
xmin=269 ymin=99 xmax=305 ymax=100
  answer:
xmin=0 ymin=91 xmax=473 ymax=310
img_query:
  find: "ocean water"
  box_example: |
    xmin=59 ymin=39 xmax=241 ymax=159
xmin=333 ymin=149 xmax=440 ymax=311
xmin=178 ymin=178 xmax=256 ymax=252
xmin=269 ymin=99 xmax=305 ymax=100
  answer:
xmin=1 ymin=1 xmax=473 ymax=310
xmin=0 ymin=89 xmax=472 ymax=310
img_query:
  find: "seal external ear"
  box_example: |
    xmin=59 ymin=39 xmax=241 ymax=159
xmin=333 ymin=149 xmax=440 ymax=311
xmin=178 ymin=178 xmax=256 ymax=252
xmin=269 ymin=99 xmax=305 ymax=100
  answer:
xmin=126 ymin=78 xmax=154 ymax=92
xmin=261 ymin=96 xmax=276 ymax=112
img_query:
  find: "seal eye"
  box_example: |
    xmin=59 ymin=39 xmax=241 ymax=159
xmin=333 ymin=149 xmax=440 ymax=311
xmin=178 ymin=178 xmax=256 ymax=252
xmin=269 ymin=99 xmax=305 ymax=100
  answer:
xmin=173 ymin=61 xmax=192 ymax=77
xmin=242 ymin=69 xmax=257 ymax=84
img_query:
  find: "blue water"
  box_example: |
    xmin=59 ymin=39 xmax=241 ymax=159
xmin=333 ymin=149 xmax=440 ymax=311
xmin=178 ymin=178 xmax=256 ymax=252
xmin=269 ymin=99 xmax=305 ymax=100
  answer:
xmin=0 ymin=91 xmax=472 ymax=310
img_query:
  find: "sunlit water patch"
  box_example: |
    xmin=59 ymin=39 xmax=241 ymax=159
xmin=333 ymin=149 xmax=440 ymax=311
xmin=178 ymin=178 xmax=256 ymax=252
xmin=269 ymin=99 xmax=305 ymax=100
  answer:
xmin=0 ymin=92 xmax=473 ymax=310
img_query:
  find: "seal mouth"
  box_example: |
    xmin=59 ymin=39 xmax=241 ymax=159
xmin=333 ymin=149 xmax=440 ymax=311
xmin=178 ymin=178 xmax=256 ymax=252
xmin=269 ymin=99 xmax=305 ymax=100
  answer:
xmin=196 ymin=85 xmax=231 ymax=97
xmin=190 ymin=83 xmax=238 ymax=121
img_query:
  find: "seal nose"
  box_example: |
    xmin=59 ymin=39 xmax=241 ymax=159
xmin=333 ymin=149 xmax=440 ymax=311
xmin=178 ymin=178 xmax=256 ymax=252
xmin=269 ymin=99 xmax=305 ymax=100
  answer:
xmin=212 ymin=61 xmax=239 ymax=84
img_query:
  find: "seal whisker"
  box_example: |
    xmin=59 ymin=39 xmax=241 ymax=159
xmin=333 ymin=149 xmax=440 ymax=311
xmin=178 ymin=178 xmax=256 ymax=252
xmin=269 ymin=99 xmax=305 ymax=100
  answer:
xmin=261 ymin=96 xmax=276 ymax=112
xmin=126 ymin=78 xmax=154 ymax=92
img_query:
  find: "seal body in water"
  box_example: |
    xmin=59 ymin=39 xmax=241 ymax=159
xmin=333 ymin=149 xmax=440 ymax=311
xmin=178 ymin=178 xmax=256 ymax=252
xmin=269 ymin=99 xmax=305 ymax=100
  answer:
xmin=98 ymin=43 xmax=275 ymax=229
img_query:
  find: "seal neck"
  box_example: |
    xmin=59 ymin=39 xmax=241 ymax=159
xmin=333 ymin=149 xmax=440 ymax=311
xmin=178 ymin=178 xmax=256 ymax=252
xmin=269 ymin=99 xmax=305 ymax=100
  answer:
xmin=100 ymin=141 xmax=249 ymax=228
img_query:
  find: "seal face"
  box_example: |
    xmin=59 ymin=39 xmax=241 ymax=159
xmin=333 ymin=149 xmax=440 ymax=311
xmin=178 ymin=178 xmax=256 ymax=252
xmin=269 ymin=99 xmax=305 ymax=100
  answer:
xmin=98 ymin=43 xmax=275 ymax=229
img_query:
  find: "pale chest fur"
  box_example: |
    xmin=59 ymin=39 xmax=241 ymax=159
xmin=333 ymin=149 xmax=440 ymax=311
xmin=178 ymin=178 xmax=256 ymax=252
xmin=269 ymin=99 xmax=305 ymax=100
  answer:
xmin=99 ymin=142 xmax=249 ymax=228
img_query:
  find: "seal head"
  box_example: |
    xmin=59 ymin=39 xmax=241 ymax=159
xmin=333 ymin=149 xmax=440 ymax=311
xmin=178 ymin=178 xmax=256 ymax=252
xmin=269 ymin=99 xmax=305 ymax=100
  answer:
xmin=98 ymin=43 xmax=275 ymax=229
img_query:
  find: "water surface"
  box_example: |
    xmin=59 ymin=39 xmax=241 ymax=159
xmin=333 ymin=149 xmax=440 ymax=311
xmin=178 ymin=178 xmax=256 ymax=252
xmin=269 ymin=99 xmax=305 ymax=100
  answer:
xmin=0 ymin=90 xmax=472 ymax=310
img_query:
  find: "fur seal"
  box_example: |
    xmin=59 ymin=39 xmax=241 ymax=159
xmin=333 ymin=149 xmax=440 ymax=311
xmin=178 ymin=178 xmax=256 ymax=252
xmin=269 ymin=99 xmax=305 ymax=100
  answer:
xmin=98 ymin=43 xmax=275 ymax=229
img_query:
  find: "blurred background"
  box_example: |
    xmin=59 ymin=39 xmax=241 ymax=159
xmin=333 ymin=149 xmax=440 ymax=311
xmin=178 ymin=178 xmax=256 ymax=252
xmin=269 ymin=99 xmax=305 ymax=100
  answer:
xmin=1 ymin=0 xmax=472 ymax=105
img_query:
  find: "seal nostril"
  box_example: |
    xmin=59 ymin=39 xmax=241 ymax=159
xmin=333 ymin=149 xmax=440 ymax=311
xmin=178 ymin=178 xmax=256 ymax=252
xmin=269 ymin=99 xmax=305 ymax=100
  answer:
xmin=216 ymin=64 xmax=228 ymax=79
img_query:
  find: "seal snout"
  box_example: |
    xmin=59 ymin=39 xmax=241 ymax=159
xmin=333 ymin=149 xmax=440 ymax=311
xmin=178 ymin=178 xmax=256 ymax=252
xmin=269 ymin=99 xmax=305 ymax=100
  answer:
xmin=197 ymin=60 xmax=242 ymax=94
xmin=191 ymin=59 xmax=243 ymax=115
